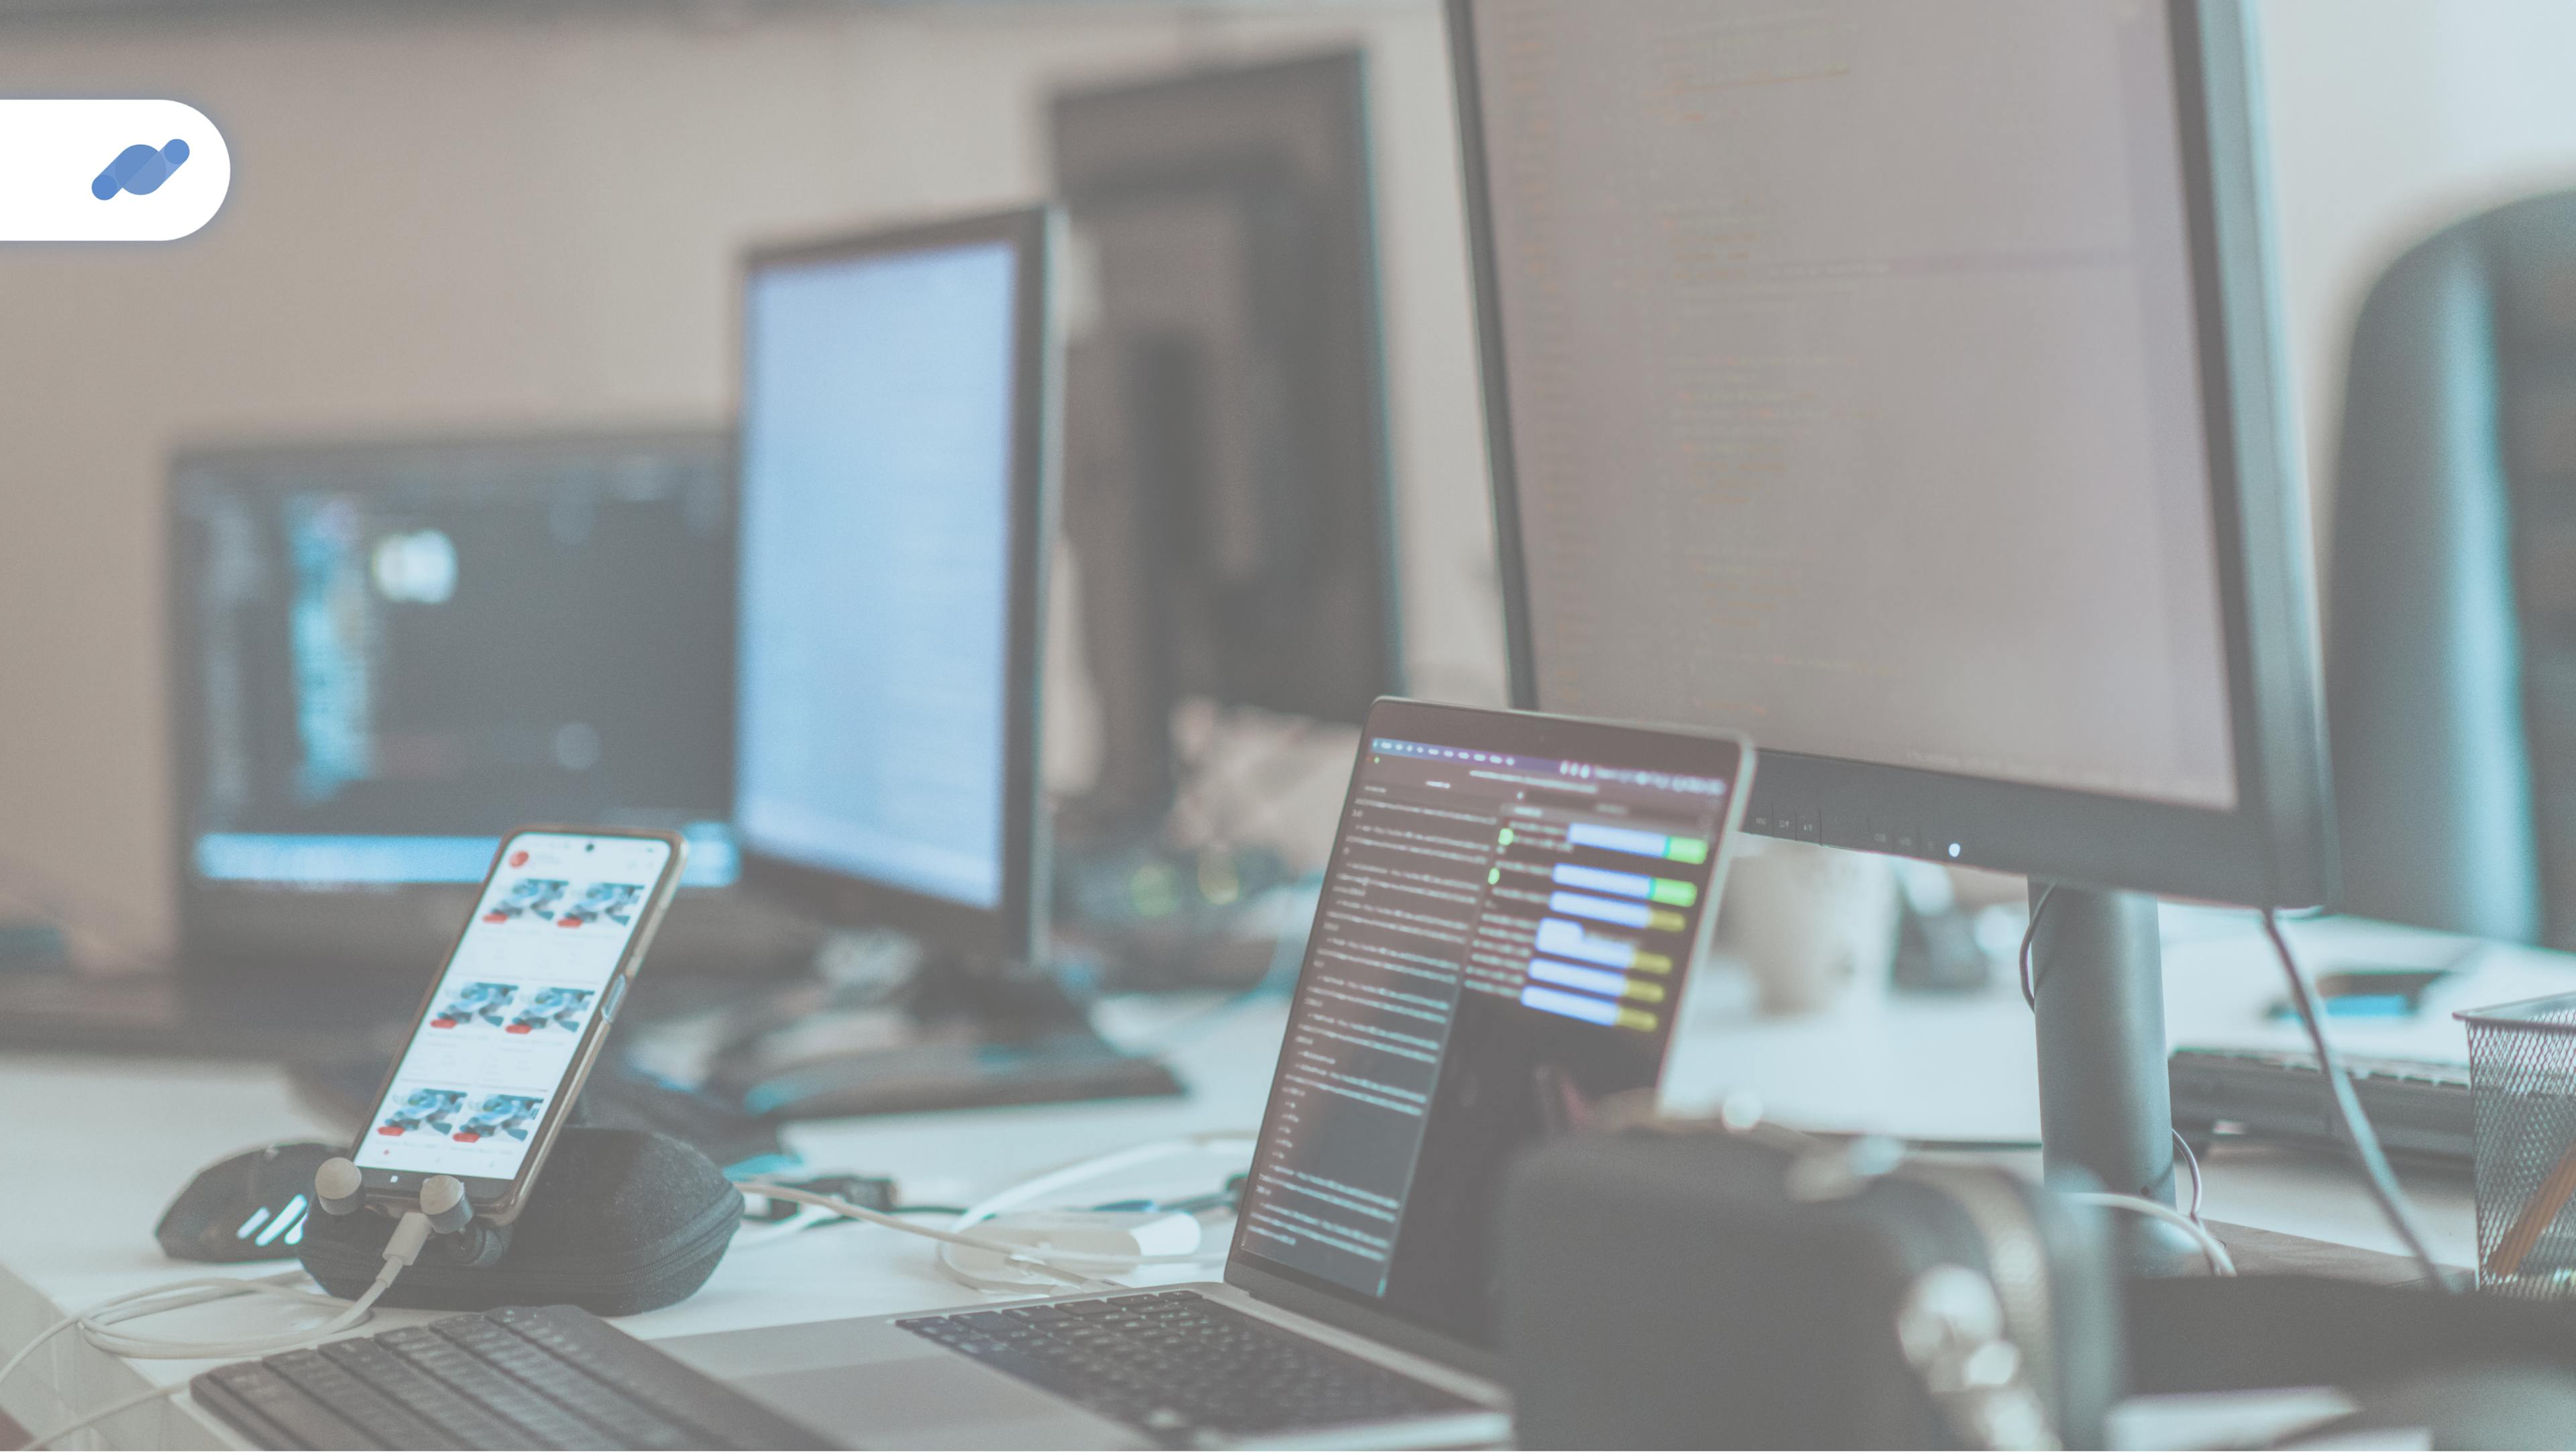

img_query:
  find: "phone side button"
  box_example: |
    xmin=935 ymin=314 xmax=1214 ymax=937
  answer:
xmin=598 ymin=976 xmax=630 ymax=1023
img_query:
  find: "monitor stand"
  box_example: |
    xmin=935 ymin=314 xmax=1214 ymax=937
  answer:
xmin=700 ymin=960 xmax=1183 ymax=1121
xmin=2027 ymin=882 xmax=2204 ymax=1276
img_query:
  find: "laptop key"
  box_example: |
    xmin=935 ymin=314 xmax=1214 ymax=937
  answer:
xmin=900 ymin=1292 xmax=1479 ymax=1439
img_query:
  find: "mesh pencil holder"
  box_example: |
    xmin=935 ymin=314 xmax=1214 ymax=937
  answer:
xmin=2460 ymin=992 xmax=2576 ymax=1298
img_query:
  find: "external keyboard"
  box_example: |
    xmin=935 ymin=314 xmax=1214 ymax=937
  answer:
xmin=192 ymin=1303 xmax=829 ymax=1450
xmin=2169 ymin=1046 xmax=2474 ymax=1163
xmin=896 ymin=1288 xmax=1478 ymax=1446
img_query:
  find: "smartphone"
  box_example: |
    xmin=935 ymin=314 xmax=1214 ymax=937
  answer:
xmin=352 ymin=826 xmax=687 ymax=1224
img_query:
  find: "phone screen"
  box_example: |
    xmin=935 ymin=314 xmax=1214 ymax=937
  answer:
xmin=356 ymin=831 xmax=674 ymax=1184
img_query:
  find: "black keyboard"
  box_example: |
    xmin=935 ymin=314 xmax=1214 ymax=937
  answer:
xmin=2169 ymin=1046 xmax=2474 ymax=1163
xmin=896 ymin=1288 xmax=1478 ymax=1446
xmin=192 ymin=1304 xmax=830 ymax=1450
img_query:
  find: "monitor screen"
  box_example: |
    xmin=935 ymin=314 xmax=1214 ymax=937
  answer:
xmin=733 ymin=238 xmax=1020 ymax=911
xmin=1233 ymin=703 xmax=1749 ymax=1349
xmin=1468 ymin=0 xmax=2239 ymax=812
xmin=174 ymin=434 xmax=738 ymax=890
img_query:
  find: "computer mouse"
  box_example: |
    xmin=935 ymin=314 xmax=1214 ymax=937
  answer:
xmin=154 ymin=1140 xmax=342 ymax=1263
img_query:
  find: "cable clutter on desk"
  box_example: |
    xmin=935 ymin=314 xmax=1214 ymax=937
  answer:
xmin=1 ymin=1170 xmax=445 ymax=1451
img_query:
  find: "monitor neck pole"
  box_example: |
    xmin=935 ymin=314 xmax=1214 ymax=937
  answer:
xmin=2028 ymin=882 xmax=2200 ymax=1275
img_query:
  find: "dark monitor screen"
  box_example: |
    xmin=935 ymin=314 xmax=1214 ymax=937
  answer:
xmin=731 ymin=209 xmax=1053 ymax=960
xmin=1452 ymin=0 xmax=2330 ymax=906
xmin=1231 ymin=701 xmax=1750 ymax=1357
xmin=1051 ymin=50 xmax=1401 ymax=821
xmin=172 ymin=431 xmax=739 ymax=906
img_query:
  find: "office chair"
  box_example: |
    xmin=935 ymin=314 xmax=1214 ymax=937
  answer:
xmin=2329 ymin=190 xmax=2576 ymax=947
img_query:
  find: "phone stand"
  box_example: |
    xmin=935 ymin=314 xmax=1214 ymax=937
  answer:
xmin=298 ymin=1127 xmax=743 ymax=1315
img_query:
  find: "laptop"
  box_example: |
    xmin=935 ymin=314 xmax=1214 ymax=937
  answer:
xmin=659 ymin=699 xmax=1755 ymax=1449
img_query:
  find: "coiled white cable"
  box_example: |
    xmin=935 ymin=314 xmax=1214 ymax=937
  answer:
xmin=736 ymin=1182 xmax=1237 ymax=1291
xmin=735 ymin=1130 xmax=1258 ymax=1293
xmin=76 ymin=1212 xmax=428 ymax=1362
xmin=2 ymin=1212 xmax=435 ymax=1451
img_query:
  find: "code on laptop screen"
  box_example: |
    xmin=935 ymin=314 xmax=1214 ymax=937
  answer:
xmin=1236 ymin=722 xmax=1743 ymax=1345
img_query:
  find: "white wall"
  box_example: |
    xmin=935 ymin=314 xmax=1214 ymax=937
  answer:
xmin=0 ymin=1 xmax=1501 ymax=955
xmin=2261 ymin=0 xmax=2576 ymax=525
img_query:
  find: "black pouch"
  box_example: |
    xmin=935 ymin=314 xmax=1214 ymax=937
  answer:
xmin=299 ymin=1127 xmax=743 ymax=1316
xmin=1501 ymin=1121 xmax=2123 ymax=1450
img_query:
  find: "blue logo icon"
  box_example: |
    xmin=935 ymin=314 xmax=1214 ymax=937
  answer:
xmin=91 ymin=138 xmax=189 ymax=200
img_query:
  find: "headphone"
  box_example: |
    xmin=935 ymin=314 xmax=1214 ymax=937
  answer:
xmin=313 ymin=1156 xmax=515 ymax=1267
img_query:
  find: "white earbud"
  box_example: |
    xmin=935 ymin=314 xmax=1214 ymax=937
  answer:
xmin=419 ymin=1175 xmax=474 ymax=1235
xmin=314 ymin=1157 xmax=365 ymax=1216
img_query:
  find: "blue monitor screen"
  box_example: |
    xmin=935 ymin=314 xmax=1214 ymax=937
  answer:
xmin=172 ymin=434 xmax=741 ymax=891
xmin=733 ymin=239 xmax=1020 ymax=911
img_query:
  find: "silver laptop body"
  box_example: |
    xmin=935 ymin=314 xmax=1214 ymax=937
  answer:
xmin=660 ymin=703 xmax=1752 ymax=1449
xmin=656 ymin=1280 xmax=1509 ymax=1451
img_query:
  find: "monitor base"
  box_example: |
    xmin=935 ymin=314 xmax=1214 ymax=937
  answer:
xmin=704 ymin=967 xmax=1184 ymax=1121
xmin=1053 ymin=814 xmax=1297 ymax=992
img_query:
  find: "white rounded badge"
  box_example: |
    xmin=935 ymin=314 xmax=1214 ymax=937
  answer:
xmin=0 ymin=99 xmax=231 ymax=241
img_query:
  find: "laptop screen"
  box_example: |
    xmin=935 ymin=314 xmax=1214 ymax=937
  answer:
xmin=1232 ymin=701 xmax=1751 ymax=1350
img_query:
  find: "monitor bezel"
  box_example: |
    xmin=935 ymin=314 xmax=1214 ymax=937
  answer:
xmin=1448 ymin=0 xmax=2333 ymax=909
xmin=1225 ymin=695 xmax=1752 ymax=1380
xmin=729 ymin=205 xmax=1058 ymax=966
xmin=164 ymin=425 xmax=739 ymax=978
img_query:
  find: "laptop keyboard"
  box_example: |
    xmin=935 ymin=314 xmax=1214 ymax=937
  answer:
xmin=896 ymin=1288 xmax=1479 ymax=1445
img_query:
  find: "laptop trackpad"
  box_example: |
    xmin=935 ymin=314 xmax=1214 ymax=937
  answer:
xmin=739 ymin=1353 xmax=1133 ymax=1450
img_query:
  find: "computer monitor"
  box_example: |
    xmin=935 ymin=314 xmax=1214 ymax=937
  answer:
xmin=1050 ymin=50 xmax=1403 ymax=829
xmin=731 ymin=207 xmax=1055 ymax=970
xmin=170 ymin=429 xmax=745 ymax=978
xmin=1450 ymin=0 xmax=2330 ymax=1214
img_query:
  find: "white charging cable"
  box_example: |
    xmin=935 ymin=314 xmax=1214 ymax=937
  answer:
xmin=735 ymin=1131 xmax=1256 ymax=1294
xmin=2068 ymin=1191 xmax=2237 ymax=1278
xmin=3 ymin=1162 xmax=460 ymax=1451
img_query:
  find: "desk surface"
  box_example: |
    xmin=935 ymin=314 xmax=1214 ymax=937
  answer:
xmin=3 ymin=909 xmax=2563 ymax=1449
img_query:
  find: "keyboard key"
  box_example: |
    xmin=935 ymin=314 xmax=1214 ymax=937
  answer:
xmin=266 ymin=1349 xmax=451 ymax=1451
xmin=896 ymin=1292 xmax=1477 ymax=1440
xmin=204 ymin=1363 xmax=386 ymax=1451
xmin=319 ymin=1338 xmax=531 ymax=1450
xmin=191 ymin=1306 xmax=832 ymax=1451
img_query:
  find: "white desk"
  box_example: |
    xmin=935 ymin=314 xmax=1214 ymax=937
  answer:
xmin=0 ymin=996 xmax=1284 ymax=1450
xmin=4 ymin=911 xmax=2567 ymax=1449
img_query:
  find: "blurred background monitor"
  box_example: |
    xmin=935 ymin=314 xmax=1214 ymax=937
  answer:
xmin=731 ymin=209 xmax=1053 ymax=970
xmin=719 ymin=206 xmax=1176 ymax=1116
xmin=1049 ymin=48 xmax=1403 ymax=836
xmin=168 ymin=429 xmax=796 ymax=988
